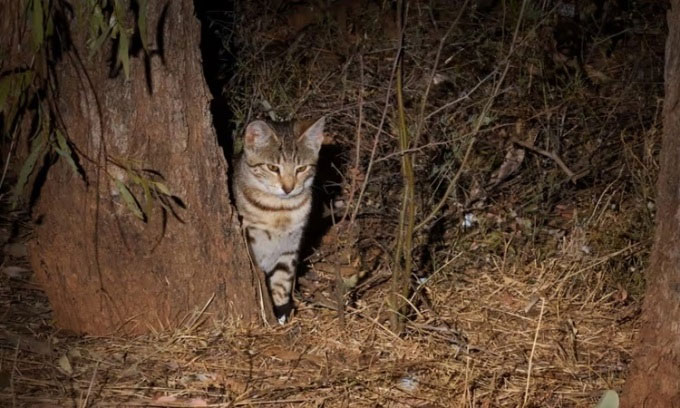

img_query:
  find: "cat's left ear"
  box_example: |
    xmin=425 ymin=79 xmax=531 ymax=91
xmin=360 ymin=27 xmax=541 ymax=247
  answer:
xmin=297 ymin=117 xmax=325 ymax=153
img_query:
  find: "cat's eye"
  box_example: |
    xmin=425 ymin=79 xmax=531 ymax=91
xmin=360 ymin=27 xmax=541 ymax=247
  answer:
xmin=296 ymin=165 xmax=308 ymax=174
xmin=266 ymin=164 xmax=279 ymax=173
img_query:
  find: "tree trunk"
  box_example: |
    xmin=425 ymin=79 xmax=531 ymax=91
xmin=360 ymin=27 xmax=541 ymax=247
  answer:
xmin=26 ymin=1 xmax=269 ymax=335
xmin=622 ymin=2 xmax=680 ymax=406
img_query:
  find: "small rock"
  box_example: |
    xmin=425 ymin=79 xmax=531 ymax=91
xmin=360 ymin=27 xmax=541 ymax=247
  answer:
xmin=397 ymin=375 xmax=418 ymax=392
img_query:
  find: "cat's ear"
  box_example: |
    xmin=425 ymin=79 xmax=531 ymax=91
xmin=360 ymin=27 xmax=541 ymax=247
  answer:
xmin=297 ymin=117 xmax=325 ymax=153
xmin=244 ymin=120 xmax=277 ymax=149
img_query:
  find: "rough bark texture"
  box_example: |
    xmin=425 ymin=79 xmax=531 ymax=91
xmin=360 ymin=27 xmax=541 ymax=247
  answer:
xmin=27 ymin=1 xmax=268 ymax=335
xmin=622 ymin=2 xmax=680 ymax=406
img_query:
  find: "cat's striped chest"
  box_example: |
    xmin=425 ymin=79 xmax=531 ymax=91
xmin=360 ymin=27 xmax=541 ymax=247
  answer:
xmin=235 ymin=182 xmax=311 ymax=233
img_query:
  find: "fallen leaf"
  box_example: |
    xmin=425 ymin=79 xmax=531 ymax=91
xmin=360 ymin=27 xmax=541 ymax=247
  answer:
xmin=524 ymin=294 xmax=541 ymax=314
xmin=222 ymin=377 xmax=248 ymax=394
xmin=489 ymin=146 xmax=525 ymax=186
xmin=57 ymin=354 xmax=73 ymax=375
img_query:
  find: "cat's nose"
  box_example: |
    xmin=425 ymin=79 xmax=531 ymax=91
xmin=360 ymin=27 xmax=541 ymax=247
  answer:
xmin=281 ymin=182 xmax=294 ymax=194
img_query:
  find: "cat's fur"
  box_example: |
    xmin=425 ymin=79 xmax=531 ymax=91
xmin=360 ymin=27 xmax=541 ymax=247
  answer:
xmin=233 ymin=117 xmax=325 ymax=323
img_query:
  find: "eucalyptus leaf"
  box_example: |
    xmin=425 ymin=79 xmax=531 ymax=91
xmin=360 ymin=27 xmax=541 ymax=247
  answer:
xmin=152 ymin=181 xmax=171 ymax=196
xmin=117 ymin=29 xmax=130 ymax=79
xmin=19 ymin=71 xmax=34 ymax=92
xmin=14 ymin=131 xmax=47 ymax=206
xmin=46 ymin=14 xmax=54 ymax=37
xmin=137 ymin=0 xmax=148 ymax=51
xmin=89 ymin=4 xmax=104 ymax=38
xmin=141 ymin=178 xmax=153 ymax=217
xmin=113 ymin=0 xmax=125 ymax=23
xmin=74 ymin=0 xmax=84 ymax=26
xmin=88 ymin=26 xmax=112 ymax=58
xmin=115 ymin=179 xmax=145 ymax=220
xmin=0 ymin=75 xmax=12 ymax=113
xmin=31 ymin=0 xmax=44 ymax=50
xmin=55 ymin=130 xmax=79 ymax=176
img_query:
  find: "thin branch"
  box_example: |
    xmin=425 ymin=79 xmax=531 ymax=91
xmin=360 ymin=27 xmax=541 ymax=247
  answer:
xmin=412 ymin=0 xmax=470 ymax=148
xmin=390 ymin=0 xmax=415 ymax=334
xmin=350 ymin=45 xmax=402 ymax=225
xmin=511 ymin=137 xmax=579 ymax=181
xmin=342 ymin=54 xmax=364 ymax=224
xmin=415 ymin=0 xmax=530 ymax=232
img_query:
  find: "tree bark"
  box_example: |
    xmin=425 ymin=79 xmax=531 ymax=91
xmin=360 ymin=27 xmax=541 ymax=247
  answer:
xmin=26 ymin=1 xmax=269 ymax=335
xmin=622 ymin=1 xmax=680 ymax=406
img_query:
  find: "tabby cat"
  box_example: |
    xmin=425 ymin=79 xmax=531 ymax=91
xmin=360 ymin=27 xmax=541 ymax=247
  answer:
xmin=233 ymin=117 xmax=325 ymax=323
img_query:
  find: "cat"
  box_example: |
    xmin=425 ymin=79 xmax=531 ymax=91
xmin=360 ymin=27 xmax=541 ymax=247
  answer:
xmin=233 ymin=117 xmax=325 ymax=324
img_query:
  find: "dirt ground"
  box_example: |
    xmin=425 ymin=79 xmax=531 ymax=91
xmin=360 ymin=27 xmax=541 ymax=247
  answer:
xmin=0 ymin=0 xmax=668 ymax=407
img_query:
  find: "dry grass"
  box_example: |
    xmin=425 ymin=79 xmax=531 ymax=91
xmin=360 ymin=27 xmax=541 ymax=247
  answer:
xmin=0 ymin=0 xmax=667 ymax=406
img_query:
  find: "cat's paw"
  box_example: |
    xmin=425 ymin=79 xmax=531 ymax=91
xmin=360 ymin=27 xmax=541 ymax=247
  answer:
xmin=273 ymin=302 xmax=292 ymax=325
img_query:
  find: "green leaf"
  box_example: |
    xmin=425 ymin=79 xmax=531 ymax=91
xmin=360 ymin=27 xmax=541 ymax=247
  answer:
xmin=31 ymin=0 xmax=44 ymax=50
xmin=113 ymin=0 xmax=125 ymax=23
xmin=54 ymin=130 xmax=79 ymax=176
xmin=152 ymin=181 xmax=171 ymax=196
xmin=45 ymin=13 xmax=54 ymax=37
xmin=74 ymin=0 xmax=83 ymax=24
xmin=13 ymin=130 xmax=47 ymax=206
xmin=88 ymin=26 xmax=113 ymax=58
xmin=140 ymin=177 xmax=153 ymax=217
xmin=117 ymin=29 xmax=130 ymax=80
xmin=115 ymin=179 xmax=145 ymax=220
xmin=112 ymin=0 xmax=131 ymax=78
xmin=1 ymin=72 xmax=35 ymax=131
xmin=137 ymin=0 xmax=148 ymax=51
xmin=595 ymin=390 xmax=619 ymax=408
xmin=0 ymin=75 xmax=12 ymax=113
xmin=88 ymin=3 xmax=104 ymax=39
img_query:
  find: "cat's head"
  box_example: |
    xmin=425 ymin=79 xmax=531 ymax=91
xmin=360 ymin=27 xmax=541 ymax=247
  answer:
xmin=241 ymin=117 xmax=325 ymax=197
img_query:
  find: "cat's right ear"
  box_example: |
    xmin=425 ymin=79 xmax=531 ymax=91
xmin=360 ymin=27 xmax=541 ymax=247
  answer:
xmin=297 ymin=116 xmax=325 ymax=154
xmin=244 ymin=120 xmax=276 ymax=149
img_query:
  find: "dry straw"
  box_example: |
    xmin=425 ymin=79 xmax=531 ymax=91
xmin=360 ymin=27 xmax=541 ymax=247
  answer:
xmin=1 ymin=0 xmax=666 ymax=406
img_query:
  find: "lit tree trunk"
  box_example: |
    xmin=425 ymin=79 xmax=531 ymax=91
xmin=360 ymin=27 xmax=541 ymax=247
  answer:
xmin=26 ymin=1 xmax=269 ymax=335
xmin=622 ymin=1 xmax=680 ymax=405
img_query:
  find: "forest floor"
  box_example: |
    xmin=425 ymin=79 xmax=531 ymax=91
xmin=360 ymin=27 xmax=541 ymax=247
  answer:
xmin=0 ymin=0 xmax=669 ymax=407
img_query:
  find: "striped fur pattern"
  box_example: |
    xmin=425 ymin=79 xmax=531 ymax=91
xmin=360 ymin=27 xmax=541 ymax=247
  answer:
xmin=233 ymin=117 xmax=325 ymax=323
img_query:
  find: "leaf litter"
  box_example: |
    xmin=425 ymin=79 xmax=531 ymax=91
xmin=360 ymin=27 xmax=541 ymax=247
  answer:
xmin=0 ymin=0 xmax=667 ymax=406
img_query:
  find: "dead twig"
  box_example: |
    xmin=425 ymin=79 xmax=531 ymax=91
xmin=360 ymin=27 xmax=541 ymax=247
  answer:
xmin=511 ymin=138 xmax=583 ymax=181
